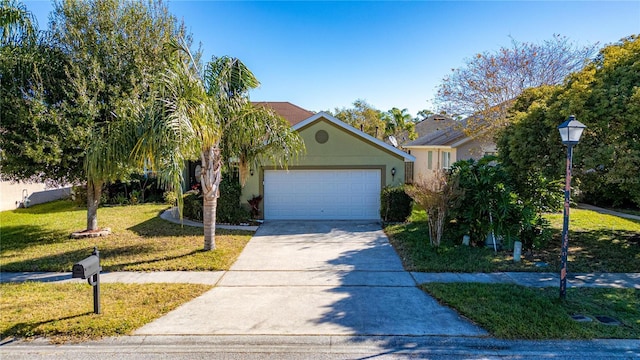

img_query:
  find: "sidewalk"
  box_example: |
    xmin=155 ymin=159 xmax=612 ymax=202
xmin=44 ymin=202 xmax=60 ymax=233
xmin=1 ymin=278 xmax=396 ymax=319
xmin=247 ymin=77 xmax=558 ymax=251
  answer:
xmin=578 ymin=203 xmax=640 ymax=221
xmin=2 ymin=271 xmax=638 ymax=289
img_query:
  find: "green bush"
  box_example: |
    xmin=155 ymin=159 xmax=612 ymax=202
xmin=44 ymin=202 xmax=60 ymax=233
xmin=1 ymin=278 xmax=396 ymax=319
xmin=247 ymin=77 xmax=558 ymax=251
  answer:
xmin=181 ymin=173 xmax=250 ymax=224
xmin=449 ymin=156 xmax=552 ymax=250
xmin=71 ymin=185 xmax=87 ymax=207
xmin=217 ymin=175 xmax=250 ymax=224
xmin=380 ymin=186 xmax=413 ymax=222
xmin=182 ymin=191 xmax=203 ymax=221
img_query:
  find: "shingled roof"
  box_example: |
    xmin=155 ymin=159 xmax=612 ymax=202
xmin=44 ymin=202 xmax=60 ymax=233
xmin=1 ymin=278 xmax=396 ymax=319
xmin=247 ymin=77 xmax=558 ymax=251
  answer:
xmin=404 ymin=126 xmax=467 ymax=147
xmin=252 ymin=102 xmax=315 ymax=126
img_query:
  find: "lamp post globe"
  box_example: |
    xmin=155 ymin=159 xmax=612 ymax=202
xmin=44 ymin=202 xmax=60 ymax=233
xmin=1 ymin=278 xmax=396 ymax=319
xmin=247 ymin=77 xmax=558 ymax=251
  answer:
xmin=557 ymin=115 xmax=586 ymax=300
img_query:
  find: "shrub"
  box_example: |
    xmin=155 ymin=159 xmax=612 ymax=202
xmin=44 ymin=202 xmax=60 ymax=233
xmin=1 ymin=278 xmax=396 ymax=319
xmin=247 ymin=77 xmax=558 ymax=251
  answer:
xmin=380 ymin=186 xmax=413 ymax=222
xmin=71 ymin=185 xmax=87 ymax=207
xmin=181 ymin=173 xmax=250 ymax=224
xmin=217 ymin=174 xmax=250 ymax=224
xmin=405 ymin=171 xmax=458 ymax=247
xmin=104 ymin=173 xmax=165 ymax=205
xmin=182 ymin=191 xmax=203 ymax=221
xmin=449 ymin=156 xmax=552 ymax=251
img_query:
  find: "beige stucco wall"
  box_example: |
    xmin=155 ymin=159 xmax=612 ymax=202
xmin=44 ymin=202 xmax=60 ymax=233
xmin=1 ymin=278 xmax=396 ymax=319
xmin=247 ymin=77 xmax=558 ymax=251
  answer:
xmin=241 ymin=118 xmax=408 ymax=213
xmin=405 ymin=147 xmax=456 ymax=184
xmin=456 ymin=138 xmax=497 ymax=161
xmin=405 ymin=138 xmax=497 ymax=184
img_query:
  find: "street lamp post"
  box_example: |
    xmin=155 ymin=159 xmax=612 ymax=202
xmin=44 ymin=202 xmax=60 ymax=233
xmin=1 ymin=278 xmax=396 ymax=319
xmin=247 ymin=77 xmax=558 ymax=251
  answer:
xmin=557 ymin=115 xmax=586 ymax=300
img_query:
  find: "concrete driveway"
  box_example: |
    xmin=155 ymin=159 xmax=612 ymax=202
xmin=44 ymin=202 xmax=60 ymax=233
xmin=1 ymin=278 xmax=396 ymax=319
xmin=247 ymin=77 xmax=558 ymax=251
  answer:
xmin=135 ymin=221 xmax=487 ymax=336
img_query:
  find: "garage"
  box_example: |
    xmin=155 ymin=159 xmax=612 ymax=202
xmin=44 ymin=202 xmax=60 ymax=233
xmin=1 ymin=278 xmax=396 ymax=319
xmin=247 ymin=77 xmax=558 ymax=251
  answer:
xmin=263 ymin=169 xmax=381 ymax=220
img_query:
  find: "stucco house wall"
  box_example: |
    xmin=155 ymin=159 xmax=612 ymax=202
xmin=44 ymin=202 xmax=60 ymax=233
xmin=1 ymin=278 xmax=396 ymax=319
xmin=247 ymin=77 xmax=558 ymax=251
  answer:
xmin=240 ymin=113 xmax=413 ymax=216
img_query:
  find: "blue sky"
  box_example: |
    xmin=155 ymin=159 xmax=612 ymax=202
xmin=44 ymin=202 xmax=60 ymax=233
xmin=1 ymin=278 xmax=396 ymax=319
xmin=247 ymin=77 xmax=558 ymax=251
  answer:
xmin=25 ymin=1 xmax=640 ymax=117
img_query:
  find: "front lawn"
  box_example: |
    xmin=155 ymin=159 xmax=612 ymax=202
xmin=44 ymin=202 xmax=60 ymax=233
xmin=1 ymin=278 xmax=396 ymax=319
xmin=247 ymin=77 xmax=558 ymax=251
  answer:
xmin=423 ymin=283 xmax=639 ymax=339
xmin=386 ymin=208 xmax=640 ymax=273
xmin=0 ymin=282 xmax=211 ymax=343
xmin=0 ymin=200 xmax=253 ymax=272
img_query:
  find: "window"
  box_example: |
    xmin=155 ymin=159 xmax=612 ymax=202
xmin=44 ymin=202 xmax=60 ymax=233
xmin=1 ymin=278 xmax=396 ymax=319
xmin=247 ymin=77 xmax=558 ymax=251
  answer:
xmin=427 ymin=151 xmax=433 ymax=170
xmin=442 ymin=151 xmax=451 ymax=169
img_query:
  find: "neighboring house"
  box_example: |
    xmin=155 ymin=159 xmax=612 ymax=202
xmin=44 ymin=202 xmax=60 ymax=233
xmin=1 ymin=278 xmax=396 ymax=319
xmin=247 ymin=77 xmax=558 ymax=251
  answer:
xmin=240 ymin=103 xmax=415 ymax=220
xmin=413 ymin=114 xmax=457 ymax=139
xmin=0 ymin=179 xmax=72 ymax=211
xmin=402 ymin=125 xmax=496 ymax=184
xmin=391 ymin=114 xmax=456 ymax=147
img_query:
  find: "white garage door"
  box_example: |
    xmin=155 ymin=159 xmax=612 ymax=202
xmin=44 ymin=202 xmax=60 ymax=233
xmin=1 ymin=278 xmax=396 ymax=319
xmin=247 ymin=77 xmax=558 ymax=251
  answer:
xmin=264 ymin=169 xmax=381 ymax=220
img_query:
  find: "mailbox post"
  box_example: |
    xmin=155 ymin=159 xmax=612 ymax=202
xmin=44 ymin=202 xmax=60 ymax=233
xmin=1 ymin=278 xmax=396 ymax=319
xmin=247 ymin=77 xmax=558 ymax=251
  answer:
xmin=72 ymin=247 xmax=102 ymax=314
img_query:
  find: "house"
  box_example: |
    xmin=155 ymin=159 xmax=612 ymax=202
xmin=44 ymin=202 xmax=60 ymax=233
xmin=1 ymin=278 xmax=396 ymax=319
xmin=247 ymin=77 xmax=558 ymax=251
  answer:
xmin=240 ymin=102 xmax=415 ymax=220
xmin=0 ymin=179 xmax=72 ymax=211
xmin=402 ymin=124 xmax=496 ymax=183
xmin=413 ymin=114 xmax=457 ymax=139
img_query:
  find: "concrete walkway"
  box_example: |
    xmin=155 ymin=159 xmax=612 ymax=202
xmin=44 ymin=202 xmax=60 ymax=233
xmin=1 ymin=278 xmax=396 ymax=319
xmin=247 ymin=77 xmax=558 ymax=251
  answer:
xmin=578 ymin=203 xmax=640 ymax=221
xmin=159 ymin=208 xmax=260 ymax=231
xmin=134 ymin=221 xmax=488 ymax=337
xmin=3 ymin=271 xmax=638 ymax=289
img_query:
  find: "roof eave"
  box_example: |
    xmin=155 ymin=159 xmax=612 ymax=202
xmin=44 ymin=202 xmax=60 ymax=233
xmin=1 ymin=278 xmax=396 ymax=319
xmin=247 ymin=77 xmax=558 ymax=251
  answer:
xmin=294 ymin=112 xmax=416 ymax=162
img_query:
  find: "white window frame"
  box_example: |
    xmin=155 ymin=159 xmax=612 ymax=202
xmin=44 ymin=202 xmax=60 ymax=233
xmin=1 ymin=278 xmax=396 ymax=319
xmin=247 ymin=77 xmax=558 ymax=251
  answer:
xmin=442 ymin=151 xmax=451 ymax=169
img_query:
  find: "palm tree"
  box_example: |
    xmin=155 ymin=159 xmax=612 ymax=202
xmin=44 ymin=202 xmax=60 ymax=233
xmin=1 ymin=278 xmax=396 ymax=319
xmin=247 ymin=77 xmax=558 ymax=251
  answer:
xmin=385 ymin=107 xmax=417 ymax=142
xmin=135 ymin=41 xmax=303 ymax=250
xmin=1 ymin=0 xmax=37 ymax=45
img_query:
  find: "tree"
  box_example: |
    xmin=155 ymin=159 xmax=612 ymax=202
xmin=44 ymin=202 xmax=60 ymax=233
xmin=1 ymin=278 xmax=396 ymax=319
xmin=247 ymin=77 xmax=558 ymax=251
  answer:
xmin=135 ymin=43 xmax=303 ymax=251
xmin=436 ymin=35 xmax=597 ymax=136
xmin=498 ymin=35 xmax=640 ymax=208
xmin=331 ymin=99 xmax=386 ymax=139
xmin=383 ymin=107 xmax=417 ymax=142
xmin=48 ymin=0 xmax=185 ymax=232
xmin=1 ymin=0 xmax=36 ymax=44
xmin=1 ymin=1 xmax=77 ymax=186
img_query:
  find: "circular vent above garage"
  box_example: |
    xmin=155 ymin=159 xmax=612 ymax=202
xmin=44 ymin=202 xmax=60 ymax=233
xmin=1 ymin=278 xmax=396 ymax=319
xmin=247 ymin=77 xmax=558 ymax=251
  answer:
xmin=315 ymin=130 xmax=329 ymax=144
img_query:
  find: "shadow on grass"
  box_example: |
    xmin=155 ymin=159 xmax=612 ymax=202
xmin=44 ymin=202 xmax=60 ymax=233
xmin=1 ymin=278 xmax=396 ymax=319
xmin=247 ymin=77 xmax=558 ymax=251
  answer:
xmin=105 ymin=249 xmax=203 ymax=271
xmin=0 ymin=225 xmax=70 ymax=252
xmin=127 ymin=216 xmax=203 ymax=238
xmin=387 ymin=219 xmax=640 ymax=273
xmin=0 ymin=312 xmax=93 ymax=341
xmin=1 ymin=247 xmax=100 ymax=272
xmin=5 ymin=200 xmax=83 ymax=215
xmin=560 ymin=229 xmax=640 ymax=273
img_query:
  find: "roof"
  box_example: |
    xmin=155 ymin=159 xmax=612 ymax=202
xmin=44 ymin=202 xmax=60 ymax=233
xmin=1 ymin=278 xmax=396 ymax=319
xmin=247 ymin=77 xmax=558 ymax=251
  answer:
xmin=403 ymin=126 xmax=467 ymax=147
xmin=252 ymin=102 xmax=315 ymax=126
xmin=294 ymin=112 xmax=415 ymax=162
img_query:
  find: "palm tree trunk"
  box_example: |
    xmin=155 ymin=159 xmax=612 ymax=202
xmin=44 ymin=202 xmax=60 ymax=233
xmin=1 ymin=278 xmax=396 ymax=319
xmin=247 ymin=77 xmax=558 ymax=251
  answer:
xmin=86 ymin=179 xmax=103 ymax=231
xmin=203 ymin=195 xmax=217 ymax=251
xmin=201 ymin=145 xmax=222 ymax=251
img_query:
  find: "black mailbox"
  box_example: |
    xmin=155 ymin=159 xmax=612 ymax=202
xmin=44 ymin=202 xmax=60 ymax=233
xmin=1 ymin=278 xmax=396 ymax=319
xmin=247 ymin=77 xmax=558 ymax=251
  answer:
xmin=72 ymin=247 xmax=102 ymax=314
xmin=72 ymin=255 xmax=101 ymax=279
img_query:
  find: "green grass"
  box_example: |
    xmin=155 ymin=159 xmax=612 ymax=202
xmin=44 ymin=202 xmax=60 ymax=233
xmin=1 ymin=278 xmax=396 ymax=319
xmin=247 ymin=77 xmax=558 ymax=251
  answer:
xmin=0 ymin=200 xmax=253 ymax=272
xmin=386 ymin=208 xmax=640 ymax=273
xmin=422 ymin=283 xmax=640 ymax=339
xmin=0 ymin=282 xmax=211 ymax=343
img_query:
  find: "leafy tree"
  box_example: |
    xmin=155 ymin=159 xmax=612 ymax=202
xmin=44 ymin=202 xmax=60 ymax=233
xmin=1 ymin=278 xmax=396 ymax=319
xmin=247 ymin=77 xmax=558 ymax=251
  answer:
xmin=1 ymin=0 xmax=76 ymax=185
xmin=498 ymin=35 xmax=640 ymax=208
xmin=47 ymin=0 xmax=184 ymax=231
xmin=436 ymin=35 xmax=597 ymax=136
xmin=383 ymin=107 xmax=417 ymax=142
xmin=331 ymin=99 xmax=386 ymax=139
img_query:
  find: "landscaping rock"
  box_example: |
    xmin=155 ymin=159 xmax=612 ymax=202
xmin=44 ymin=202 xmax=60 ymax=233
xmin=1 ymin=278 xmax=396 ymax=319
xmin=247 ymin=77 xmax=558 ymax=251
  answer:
xmin=70 ymin=228 xmax=111 ymax=239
